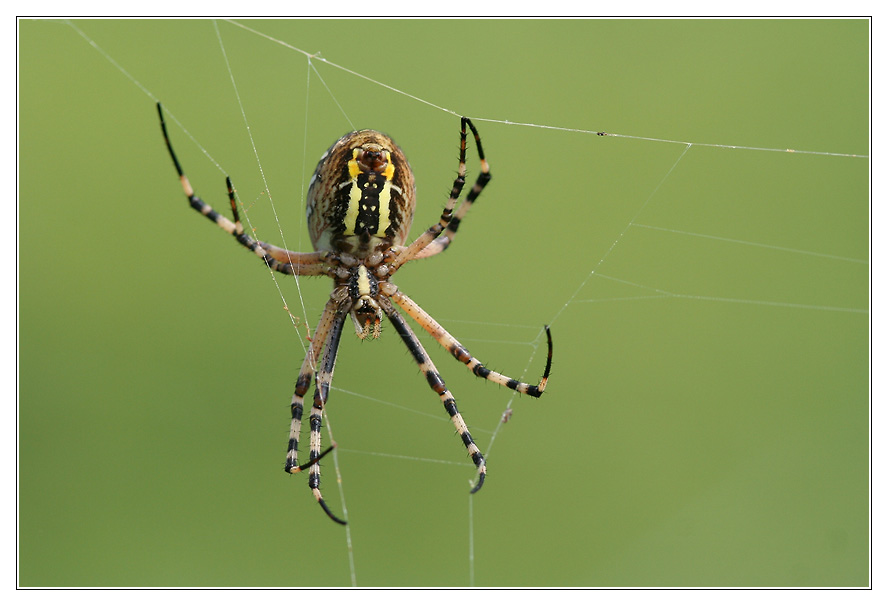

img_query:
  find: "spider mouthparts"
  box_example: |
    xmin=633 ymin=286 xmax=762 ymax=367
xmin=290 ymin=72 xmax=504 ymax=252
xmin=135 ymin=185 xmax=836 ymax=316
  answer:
xmin=351 ymin=307 xmax=382 ymax=339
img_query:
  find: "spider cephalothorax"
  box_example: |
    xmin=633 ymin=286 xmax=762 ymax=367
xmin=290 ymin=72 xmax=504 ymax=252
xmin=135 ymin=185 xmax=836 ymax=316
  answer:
xmin=346 ymin=265 xmax=383 ymax=340
xmin=159 ymin=104 xmax=552 ymax=525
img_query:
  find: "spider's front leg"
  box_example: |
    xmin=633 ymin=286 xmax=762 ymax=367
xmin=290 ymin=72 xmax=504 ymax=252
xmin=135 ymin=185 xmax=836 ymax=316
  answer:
xmin=284 ymin=291 xmax=349 ymax=525
xmin=284 ymin=296 xmax=340 ymax=475
xmin=306 ymin=302 xmax=349 ymax=525
xmin=379 ymin=298 xmax=488 ymax=493
xmin=391 ymin=290 xmax=553 ymax=397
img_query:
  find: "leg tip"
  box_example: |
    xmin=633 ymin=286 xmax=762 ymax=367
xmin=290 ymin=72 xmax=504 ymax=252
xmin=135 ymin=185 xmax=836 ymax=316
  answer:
xmin=470 ymin=471 xmax=486 ymax=494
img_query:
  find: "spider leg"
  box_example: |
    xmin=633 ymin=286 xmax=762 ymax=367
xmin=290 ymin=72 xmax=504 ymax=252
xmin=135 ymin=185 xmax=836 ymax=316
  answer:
xmin=414 ymin=117 xmax=491 ymax=260
xmin=221 ymin=177 xmax=332 ymax=276
xmin=390 ymin=289 xmax=552 ymax=397
xmin=284 ymin=295 xmax=342 ymax=474
xmin=379 ymin=299 xmax=487 ymax=493
xmin=157 ymin=103 xmax=329 ymax=276
xmin=392 ymin=117 xmax=489 ymax=268
xmin=307 ymin=300 xmax=350 ymax=525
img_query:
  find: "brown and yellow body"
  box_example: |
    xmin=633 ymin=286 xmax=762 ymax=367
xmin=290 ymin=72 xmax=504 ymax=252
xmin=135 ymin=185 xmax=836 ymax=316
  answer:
xmin=306 ymin=130 xmax=416 ymax=258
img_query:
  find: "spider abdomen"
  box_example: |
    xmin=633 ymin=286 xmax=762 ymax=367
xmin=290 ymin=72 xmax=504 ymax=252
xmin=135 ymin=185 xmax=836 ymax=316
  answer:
xmin=306 ymin=130 xmax=416 ymax=258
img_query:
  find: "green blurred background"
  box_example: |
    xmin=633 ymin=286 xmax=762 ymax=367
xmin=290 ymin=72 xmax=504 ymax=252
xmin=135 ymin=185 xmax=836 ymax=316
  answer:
xmin=18 ymin=19 xmax=869 ymax=587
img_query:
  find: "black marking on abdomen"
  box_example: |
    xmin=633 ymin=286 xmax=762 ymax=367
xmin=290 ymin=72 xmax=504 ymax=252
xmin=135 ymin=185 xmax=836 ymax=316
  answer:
xmin=353 ymin=173 xmax=382 ymax=234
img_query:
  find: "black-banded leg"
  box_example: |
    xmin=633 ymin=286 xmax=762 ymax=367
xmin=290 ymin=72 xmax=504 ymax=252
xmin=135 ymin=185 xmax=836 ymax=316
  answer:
xmin=285 ymin=296 xmax=343 ymax=475
xmin=158 ymin=102 xmax=329 ymax=276
xmin=390 ymin=289 xmax=553 ymax=397
xmin=414 ymin=117 xmax=492 ymax=260
xmin=307 ymin=302 xmax=349 ymax=525
xmin=379 ymin=299 xmax=487 ymax=493
xmin=392 ymin=117 xmax=490 ymax=268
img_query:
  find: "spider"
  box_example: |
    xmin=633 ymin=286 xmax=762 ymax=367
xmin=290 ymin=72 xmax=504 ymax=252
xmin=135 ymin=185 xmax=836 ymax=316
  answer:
xmin=158 ymin=103 xmax=553 ymax=524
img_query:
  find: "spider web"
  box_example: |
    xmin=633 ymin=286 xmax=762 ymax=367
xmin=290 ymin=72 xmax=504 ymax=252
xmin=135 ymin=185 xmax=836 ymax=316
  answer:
xmin=54 ymin=18 xmax=870 ymax=588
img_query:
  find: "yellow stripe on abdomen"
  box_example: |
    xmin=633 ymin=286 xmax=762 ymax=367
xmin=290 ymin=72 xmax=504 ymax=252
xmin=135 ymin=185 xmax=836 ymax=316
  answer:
xmin=376 ymin=180 xmax=392 ymax=237
xmin=341 ymin=178 xmax=362 ymax=236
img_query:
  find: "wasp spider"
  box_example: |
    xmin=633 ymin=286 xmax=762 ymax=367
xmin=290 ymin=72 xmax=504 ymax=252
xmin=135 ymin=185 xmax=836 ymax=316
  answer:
xmin=158 ymin=104 xmax=553 ymax=524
